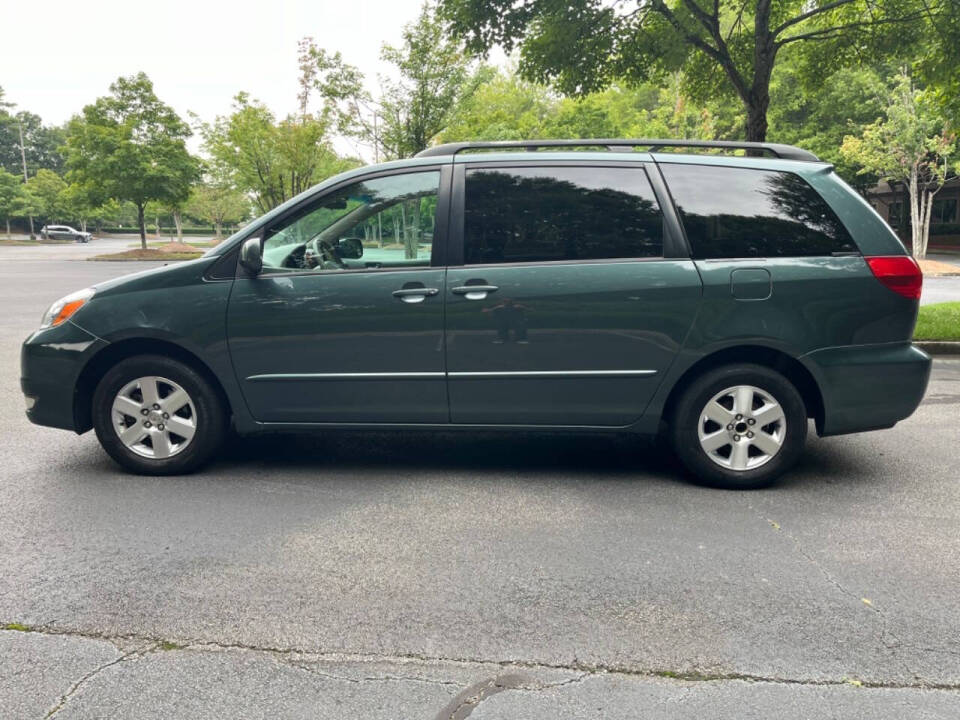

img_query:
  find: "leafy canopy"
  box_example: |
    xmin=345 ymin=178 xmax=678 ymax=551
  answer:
xmin=313 ymin=2 xmax=477 ymax=159
xmin=65 ymin=72 xmax=197 ymax=241
xmin=440 ymin=0 xmax=944 ymax=140
xmin=197 ymin=92 xmax=357 ymax=213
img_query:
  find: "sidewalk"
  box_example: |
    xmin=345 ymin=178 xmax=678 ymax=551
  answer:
xmin=924 ymin=253 xmax=960 ymax=274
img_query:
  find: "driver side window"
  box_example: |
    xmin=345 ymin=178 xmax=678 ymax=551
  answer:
xmin=261 ymin=170 xmax=441 ymax=273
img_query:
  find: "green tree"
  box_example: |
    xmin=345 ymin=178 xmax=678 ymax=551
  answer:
xmin=186 ymin=183 xmax=251 ymax=238
xmin=11 ymin=186 xmax=43 ymax=233
xmin=0 ymin=110 xmax=66 ymax=177
xmin=64 ymin=73 xmax=198 ymax=248
xmin=314 ymin=2 xmax=476 ymax=159
xmin=60 ymin=181 xmax=110 ymax=232
xmin=198 ymin=93 xmax=355 ymax=213
xmin=768 ymin=62 xmax=892 ymax=190
xmin=377 ymin=2 xmax=476 ymax=157
xmin=440 ymin=65 xmax=735 ymax=145
xmin=0 ymin=169 xmax=24 ymax=237
xmin=917 ymin=0 xmax=960 ymax=121
xmin=27 ymin=169 xmax=68 ymax=224
xmin=441 ymin=0 xmax=943 ymax=142
xmin=439 ymin=66 xmax=556 ymax=141
xmin=841 ymin=72 xmax=956 ymax=259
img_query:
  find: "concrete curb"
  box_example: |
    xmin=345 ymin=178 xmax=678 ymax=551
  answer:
xmin=915 ymin=341 xmax=960 ymax=356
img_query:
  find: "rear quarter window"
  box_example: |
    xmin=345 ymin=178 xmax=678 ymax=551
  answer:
xmin=660 ymin=164 xmax=857 ymax=259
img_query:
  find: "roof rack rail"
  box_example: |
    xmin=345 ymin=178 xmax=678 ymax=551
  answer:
xmin=415 ymin=138 xmax=819 ymax=162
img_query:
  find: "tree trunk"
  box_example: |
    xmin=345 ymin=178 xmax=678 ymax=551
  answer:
xmin=908 ymin=167 xmax=922 ymax=258
xmin=403 ymin=200 xmax=420 ymax=259
xmin=173 ymin=210 xmax=183 ymax=242
xmin=5 ymin=219 xmax=10 ymax=238
xmin=215 ymin=219 xmax=223 ymax=239
xmin=745 ymin=98 xmax=769 ymax=143
xmin=137 ymin=203 xmax=147 ymax=249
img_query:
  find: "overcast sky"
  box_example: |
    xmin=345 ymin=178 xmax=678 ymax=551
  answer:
xmin=2 ymin=0 xmax=491 ymax=158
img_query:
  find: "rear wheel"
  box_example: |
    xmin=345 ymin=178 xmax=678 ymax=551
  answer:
xmin=670 ymin=363 xmax=807 ymax=489
xmin=92 ymin=355 xmax=227 ymax=475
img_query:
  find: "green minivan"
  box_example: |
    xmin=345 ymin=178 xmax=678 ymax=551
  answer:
xmin=21 ymin=139 xmax=931 ymax=488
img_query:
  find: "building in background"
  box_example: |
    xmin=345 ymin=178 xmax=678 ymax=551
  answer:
xmin=868 ymin=176 xmax=960 ymax=252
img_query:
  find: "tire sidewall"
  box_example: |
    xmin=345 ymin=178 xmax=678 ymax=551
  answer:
xmin=92 ymin=355 xmax=225 ymax=475
xmin=671 ymin=364 xmax=807 ymax=490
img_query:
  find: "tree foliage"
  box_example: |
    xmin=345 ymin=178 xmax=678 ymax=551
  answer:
xmin=198 ymin=92 xmax=357 ymax=214
xmin=64 ymin=73 xmax=198 ymax=247
xmin=26 ymin=169 xmax=68 ymax=223
xmin=440 ymin=0 xmax=945 ymax=141
xmin=187 ymin=183 xmax=251 ymax=238
xmin=0 ymin=168 xmax=24 ymax=237
xmin=841 ymin=72 xmax=956 ymax=258
xmin=440 ymin=65 xmax=736 ymax=143
xmin=0 ymin=110 xmax=66 ymax=177
xmin=313 ymin=2 xmax=477 ymax=159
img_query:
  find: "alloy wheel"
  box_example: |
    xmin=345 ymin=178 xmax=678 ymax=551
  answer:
xmin=697 ymin=384 xmax=786 ymax=471
xmin=111 ymin=376 xmax=197 ymax=459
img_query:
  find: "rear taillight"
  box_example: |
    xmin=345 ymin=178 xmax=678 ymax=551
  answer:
xmin=865 ymin=256 xmax=923 ymax=300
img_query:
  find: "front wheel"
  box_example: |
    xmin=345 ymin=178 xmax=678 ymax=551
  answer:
xmin=670 ymin=363 xmax=807 ymax=489
xmin=92 ymin=355 xmax=227 ymax=475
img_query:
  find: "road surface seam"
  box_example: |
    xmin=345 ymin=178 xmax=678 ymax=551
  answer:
xmin=5 ymin=624 xmax=959 ymax=692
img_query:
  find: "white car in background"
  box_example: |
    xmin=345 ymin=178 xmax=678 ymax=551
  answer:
xmin=40 ymin=225 xmax=93 ymax=243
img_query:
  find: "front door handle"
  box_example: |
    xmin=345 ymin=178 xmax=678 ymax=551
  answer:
xmin=392 ymin=287 xmax=439 ymax=304
xmin=451 ymin=284 xmax=499 ymax=300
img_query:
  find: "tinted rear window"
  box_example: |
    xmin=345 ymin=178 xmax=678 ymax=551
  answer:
xmin=660 ymin=164 xmax=857 ymax=258
xmin=464 ymin=166 xmax=663 ymax=264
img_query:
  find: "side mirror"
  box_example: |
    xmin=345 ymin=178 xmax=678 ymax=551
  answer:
xmin=239 ymin=236 xmax=263 ymax=274
xmin=338 ymin=237 xmax=364 ymax=259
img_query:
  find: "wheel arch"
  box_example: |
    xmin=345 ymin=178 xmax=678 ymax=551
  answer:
xmin=74 ymin=337 xmax=233 ymax=433
xmin=661 ymin=345 xmax=825 ymax=433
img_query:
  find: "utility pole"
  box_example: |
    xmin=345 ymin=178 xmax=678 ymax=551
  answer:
xmin=17 ymin=117 xmax=35 ymax=239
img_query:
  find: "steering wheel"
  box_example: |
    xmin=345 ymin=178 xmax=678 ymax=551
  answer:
xmin=307 ymin=237 xmax=346 ymax=269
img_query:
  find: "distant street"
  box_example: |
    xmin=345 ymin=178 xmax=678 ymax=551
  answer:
xmin=0 ymin=234 xmax=217 ymax=261
xmin=922 ymin=254 xmax=960 ymax=305
xmin=0 ymin=256 xmax=958 ymax=718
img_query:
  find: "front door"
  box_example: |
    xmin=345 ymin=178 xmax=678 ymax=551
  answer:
xmin=227 ymin=168 xmax=450 ymax=423
xmin=444 ymin=162 xmax=702 ymax=426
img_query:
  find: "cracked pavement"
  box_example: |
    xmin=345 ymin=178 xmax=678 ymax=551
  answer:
xmin=1 ymin=259 xmax=959 ymax=718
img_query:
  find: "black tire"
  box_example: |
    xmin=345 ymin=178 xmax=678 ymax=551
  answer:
xmin=92 ymin=354 xmax=227 ymax=475
xmin=669 ymin=363 xmax=807 ymax=490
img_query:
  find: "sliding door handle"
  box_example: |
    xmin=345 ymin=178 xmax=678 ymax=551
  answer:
xmin=451 ymin=284 xmax=499 ymax=300
xmin=392 ymin=287 xmax=439 ymax=304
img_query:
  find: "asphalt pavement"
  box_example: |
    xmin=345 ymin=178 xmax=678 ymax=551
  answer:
xmin=1 ymin=255 xmax=958 ymax=719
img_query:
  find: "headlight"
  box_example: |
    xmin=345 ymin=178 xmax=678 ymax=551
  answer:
xmin=40 ymin=287 xmax=95 ymax=329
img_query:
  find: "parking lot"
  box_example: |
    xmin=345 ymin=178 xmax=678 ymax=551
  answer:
xmin=1 ymin=255 xmax=959 ymax=718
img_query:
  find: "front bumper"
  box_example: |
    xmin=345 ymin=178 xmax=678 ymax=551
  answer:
xmin=21 ymin=322 xmax=106 ymax=432
xmin=802 ymin=342 xmax=932 ymax=437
